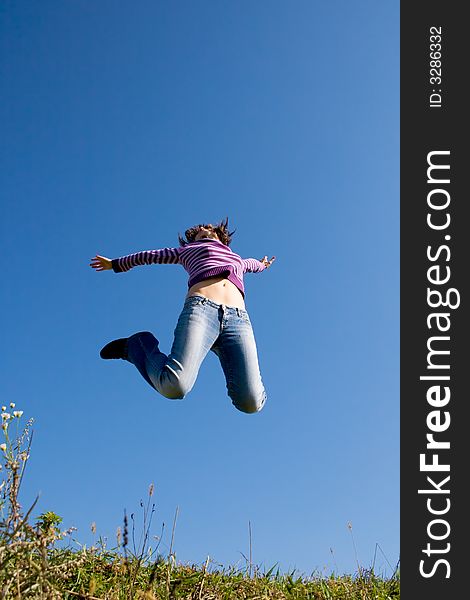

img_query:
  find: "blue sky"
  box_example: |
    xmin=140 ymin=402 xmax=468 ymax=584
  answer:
xmin=1 ymin=0 xmax=399 ymax=576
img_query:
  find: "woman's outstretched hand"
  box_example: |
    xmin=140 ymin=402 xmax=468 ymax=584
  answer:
xmin=260 ymin=255 xmax=276 ymax=268
xmin=90 ymin=255 xmax=113 ymax=271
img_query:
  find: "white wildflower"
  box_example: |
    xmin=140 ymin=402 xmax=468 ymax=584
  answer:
xmin=1 ymin=406 xmax=5 ymax=412
xmin=13 ymin=411 xmax=23 ymax=418
xmin=0 ymin=443 xmax=6 ymax=452
xmin=1 ymin=413 xmax=11 ymax=421
xmin=9 ymin=402 xmax=15 ymax=408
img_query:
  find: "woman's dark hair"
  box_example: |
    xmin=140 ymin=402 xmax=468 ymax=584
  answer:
xmin=178 ymin=217 xmax=235 ymax=246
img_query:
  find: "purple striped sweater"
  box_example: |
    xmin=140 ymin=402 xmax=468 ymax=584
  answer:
xmin=111 ymin=238 xmax=266 ymax=296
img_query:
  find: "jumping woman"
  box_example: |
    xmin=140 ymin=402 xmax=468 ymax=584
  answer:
xmin=90 ymin=219 xmax=275 ymax=414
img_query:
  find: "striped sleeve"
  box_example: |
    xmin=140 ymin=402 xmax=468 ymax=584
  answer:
xmin=242 ymin=258 xmax=266 ymax=273
xmin=111 ymin=247 xmax=180 ymax=273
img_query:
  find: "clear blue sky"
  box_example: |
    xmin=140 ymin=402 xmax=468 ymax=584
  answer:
xmin=1 ymin=0 xmax=399 ymax=577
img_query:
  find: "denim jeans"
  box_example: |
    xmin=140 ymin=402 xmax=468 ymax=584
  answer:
xmin=125 ymin=295 xmax=267 ymax=413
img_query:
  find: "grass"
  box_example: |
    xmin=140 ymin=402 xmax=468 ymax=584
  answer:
xmin=0 ymin=407 xmax=400 ymax=599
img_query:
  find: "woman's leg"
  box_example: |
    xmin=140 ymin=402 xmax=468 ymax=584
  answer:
xmin=126 ymin=296 xmax=220 ymax=399
xmin=211 ymin=306 xmax=267 ymax=414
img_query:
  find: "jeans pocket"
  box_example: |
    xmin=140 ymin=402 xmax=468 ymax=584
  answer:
xmin=182 ymin=296 xmax=207 ymax=321
xmin=239 ymin=311 xmax=251 ymax=325
xmin=185 ymin=295 xmax=205 ymax=309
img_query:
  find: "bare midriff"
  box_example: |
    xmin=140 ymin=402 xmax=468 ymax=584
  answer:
xmin=187 ymin=276 xmax=246 ymax=309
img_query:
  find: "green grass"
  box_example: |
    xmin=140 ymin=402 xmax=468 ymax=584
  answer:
xmin=4 ymin=545 xmax=400 ymax=599
xmin=0 ymin=407 xmax=400 ymax=599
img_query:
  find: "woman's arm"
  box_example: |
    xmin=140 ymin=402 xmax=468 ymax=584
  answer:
xmin=242 ymin=255 xmax=276 ymax=273
xmin=90 ymin=248 xmax=180 ymax=273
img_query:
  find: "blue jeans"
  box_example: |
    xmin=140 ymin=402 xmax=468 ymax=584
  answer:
xmin=125 ymin=296 xmax=267 ymax=413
